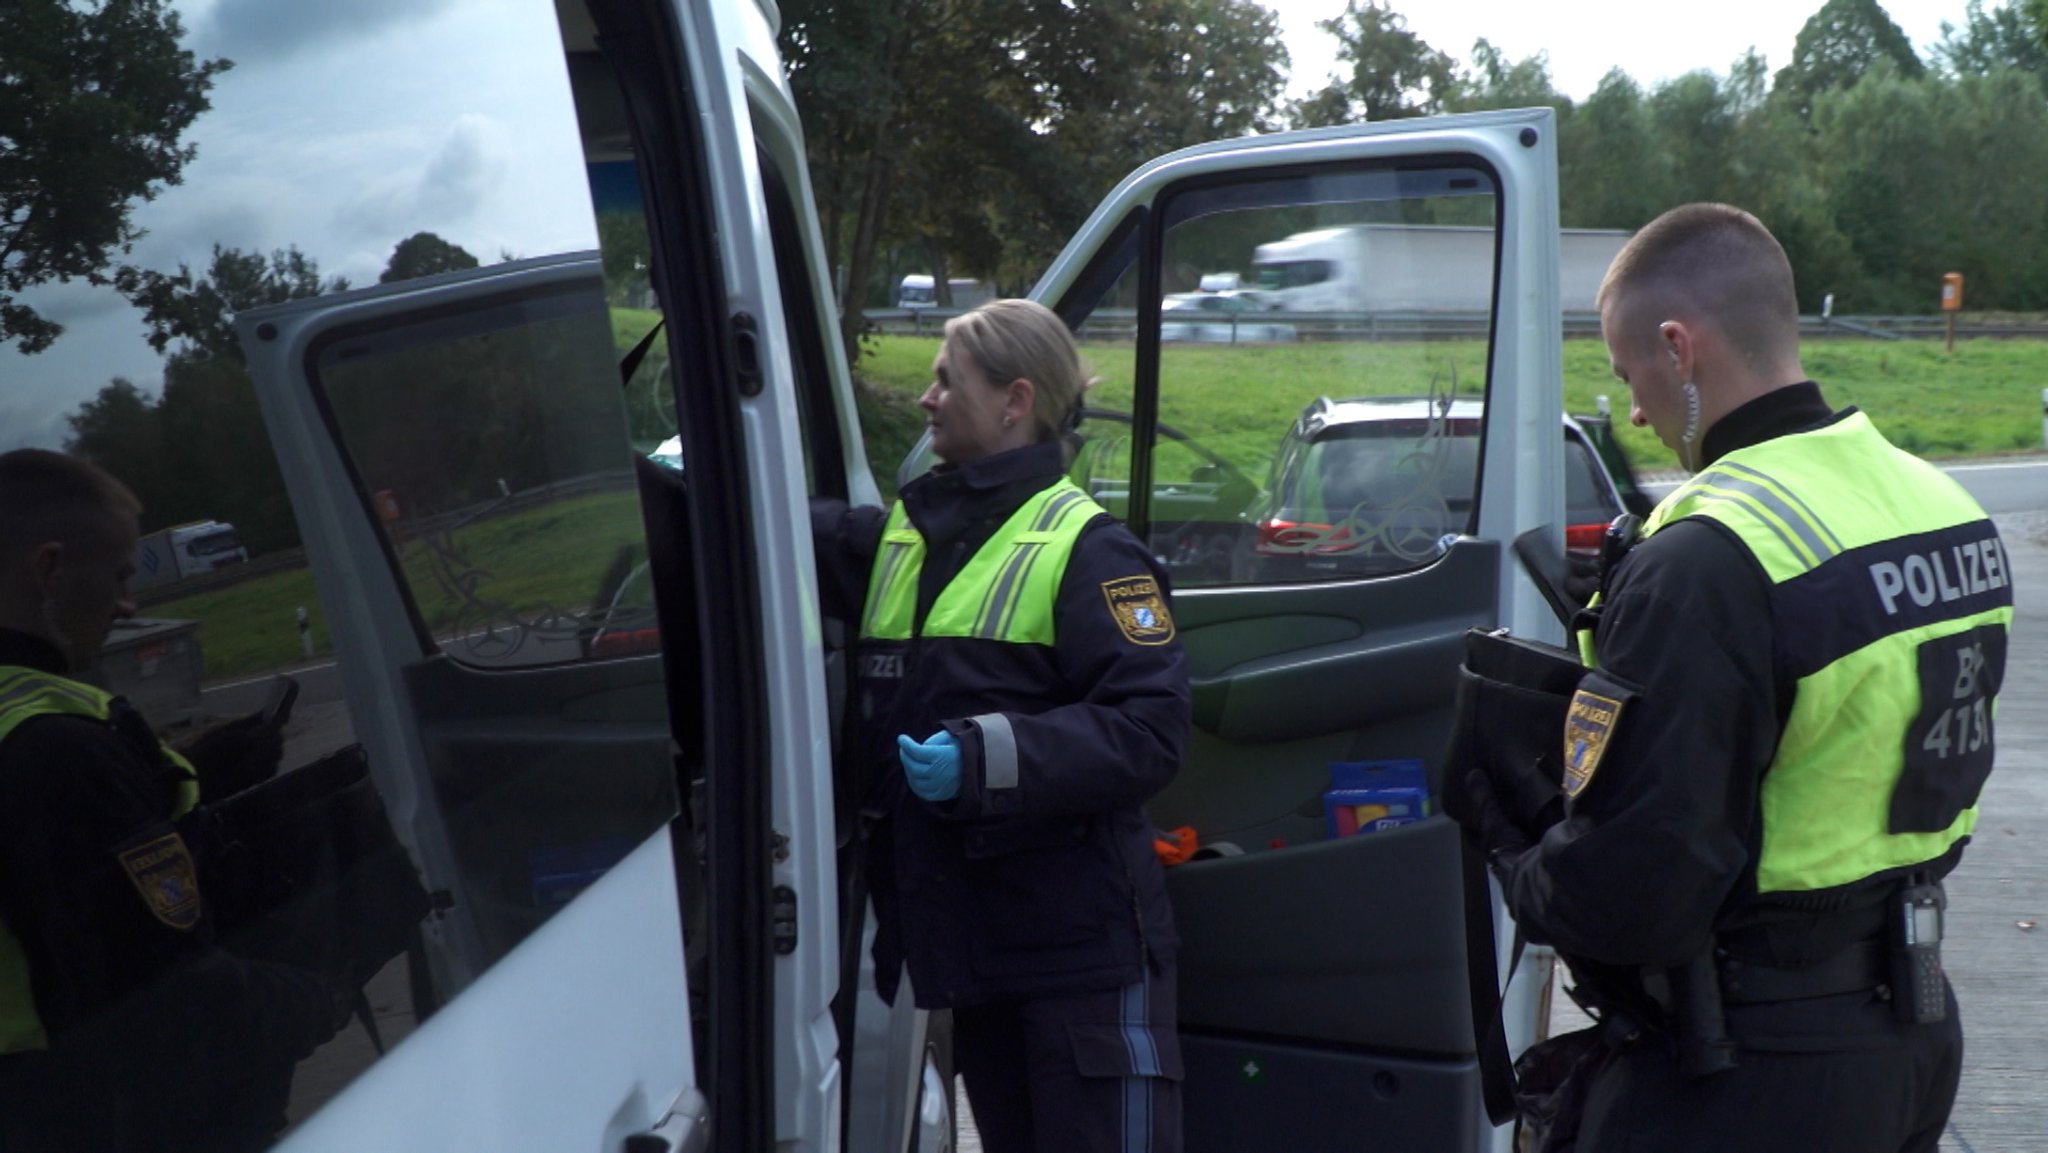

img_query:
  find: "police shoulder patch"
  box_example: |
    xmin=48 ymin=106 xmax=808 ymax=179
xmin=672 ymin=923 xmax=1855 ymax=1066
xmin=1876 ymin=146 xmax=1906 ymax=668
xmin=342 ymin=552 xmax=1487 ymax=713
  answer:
xmin=1101 ymin=575 xmax=1175 ymax=645
xmin=1562 ymin=688 xmax=1626 ymax=798
xmin=116 ymin=830 xmax=202 ymax=931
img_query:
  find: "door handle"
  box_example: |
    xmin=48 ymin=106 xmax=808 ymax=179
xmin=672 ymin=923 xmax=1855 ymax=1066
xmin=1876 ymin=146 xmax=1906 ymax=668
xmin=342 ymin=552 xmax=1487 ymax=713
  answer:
xmin=624 ymin=1087 xmax=709 ymax=1153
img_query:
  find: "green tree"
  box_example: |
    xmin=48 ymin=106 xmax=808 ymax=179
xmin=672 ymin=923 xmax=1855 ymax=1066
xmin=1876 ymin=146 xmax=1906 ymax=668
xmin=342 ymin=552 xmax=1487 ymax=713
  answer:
xmin=1649 ymin=72 xmax=1740 ymax=205
xmin=1290 ymin=0 xmax=1457 ymax=126
xmin=1558 ymin=71 xmax=1677 ymax=230
xmin=971 ymin=0 xmax=1289 ymax=286
xmin=118 ymin=244 xmax=346 ymax=361
xmin=1720 ymin=92 xmax=1864 ymax=312
xmin=379 ymin=231 xmax=480 ymax=284
xmin=95 ymin=245 xmax=346 ymax=552
xmin=64 ymin=378 xmax=169 ymax=521
xmin=782 ymin=0 xmax=1288 ymax=362
xmin=1812 ymin=63 xmax=2048 ymax=310
xmin=154 ymin=352 xmax=297 ymax=551
xmin=779 ymin=0 xmax=929 ymax=356
xmin=0 ymin=0 xmax=230 ymax=353
xmin=1934 ymin=0 xmax=2048 ymax=83
xmin=1774 ymin=0 xmax=1925 ymax=118
xmin=1447 ymin=40 xmax=1572 ymax=114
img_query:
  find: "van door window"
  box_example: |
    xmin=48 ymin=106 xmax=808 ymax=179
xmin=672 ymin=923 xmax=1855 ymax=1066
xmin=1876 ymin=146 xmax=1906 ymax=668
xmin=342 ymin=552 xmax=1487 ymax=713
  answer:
xmin=1064 ymin=162 xmax=1499 ymax=585
xmin=7 ymin=0 xmax=719 ymax=1127
xmin=1066 ymin=166 xmax=1501 ymax=588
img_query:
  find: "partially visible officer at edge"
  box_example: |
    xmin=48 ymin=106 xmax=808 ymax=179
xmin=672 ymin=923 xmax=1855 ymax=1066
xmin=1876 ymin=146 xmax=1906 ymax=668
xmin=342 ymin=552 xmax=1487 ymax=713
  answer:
xmin=812 ymin=299 xmax=1189 ymax=1153
xmin=1464 ymin=204 xmax=2013 ymax=1152
xmin=0 ymin=449 xmax=341 ymax=1152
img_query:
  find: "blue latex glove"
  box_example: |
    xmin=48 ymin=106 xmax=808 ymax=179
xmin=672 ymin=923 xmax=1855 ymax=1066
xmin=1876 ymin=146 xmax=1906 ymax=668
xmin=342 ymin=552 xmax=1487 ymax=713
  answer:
xmin=897 ymin=731 xmax=961 ymax=802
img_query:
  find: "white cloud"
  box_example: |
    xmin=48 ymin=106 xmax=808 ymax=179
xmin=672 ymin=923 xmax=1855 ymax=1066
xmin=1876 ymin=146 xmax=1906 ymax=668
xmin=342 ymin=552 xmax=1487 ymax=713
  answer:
xmin=339 ymin=115 xmax=512 ymax=249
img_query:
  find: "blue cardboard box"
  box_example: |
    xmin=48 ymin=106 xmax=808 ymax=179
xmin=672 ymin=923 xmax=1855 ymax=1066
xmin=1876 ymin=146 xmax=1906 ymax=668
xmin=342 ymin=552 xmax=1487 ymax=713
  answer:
xmin=1324 ymin=759 xmax=1431 ymax=838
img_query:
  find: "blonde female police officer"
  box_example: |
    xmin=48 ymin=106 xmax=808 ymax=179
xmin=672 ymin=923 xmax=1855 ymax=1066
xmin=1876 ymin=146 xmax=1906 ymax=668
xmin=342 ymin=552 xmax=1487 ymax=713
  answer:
xmin=812 ymin=300 xmax=1189 ymax=1153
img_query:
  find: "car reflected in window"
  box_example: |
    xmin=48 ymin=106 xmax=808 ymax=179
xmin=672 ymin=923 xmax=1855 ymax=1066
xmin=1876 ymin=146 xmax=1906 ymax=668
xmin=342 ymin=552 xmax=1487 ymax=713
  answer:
xmin=1160 ymin=291 xmax=1297 ymax=343
xmin=1244 ymin=395 xmax=1627 ymax=584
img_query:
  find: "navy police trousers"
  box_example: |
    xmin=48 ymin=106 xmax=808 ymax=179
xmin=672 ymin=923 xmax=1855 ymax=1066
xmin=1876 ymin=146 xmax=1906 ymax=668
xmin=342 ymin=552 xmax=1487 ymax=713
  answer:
xmin=953 ymin=963 xmax=1183 ymax=1153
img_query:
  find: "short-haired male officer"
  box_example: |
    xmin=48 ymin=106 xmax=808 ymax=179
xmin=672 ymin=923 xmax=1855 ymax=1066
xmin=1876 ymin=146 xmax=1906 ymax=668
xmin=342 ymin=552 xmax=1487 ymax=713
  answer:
xmin=1461 ymin=205 xmax=2012 ymax=1152
xmin=0 ymin=449 xmax=340 ymax=1152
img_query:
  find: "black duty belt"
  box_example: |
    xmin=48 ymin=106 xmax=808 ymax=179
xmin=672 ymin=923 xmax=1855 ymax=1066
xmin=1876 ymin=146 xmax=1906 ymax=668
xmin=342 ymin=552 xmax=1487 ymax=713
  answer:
xmin=1716 ymin=939 xmax=1889 ymax=1006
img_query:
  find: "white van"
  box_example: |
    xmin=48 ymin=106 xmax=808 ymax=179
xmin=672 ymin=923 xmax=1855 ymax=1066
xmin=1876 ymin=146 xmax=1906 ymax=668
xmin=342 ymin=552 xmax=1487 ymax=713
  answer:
xmin=896 ymin=273 xmax=936 ymax=309
xmin=897 ymin=275 xmax=993 ymax=311
xmin=154 ymin=5 xmax=1574 ymax=1152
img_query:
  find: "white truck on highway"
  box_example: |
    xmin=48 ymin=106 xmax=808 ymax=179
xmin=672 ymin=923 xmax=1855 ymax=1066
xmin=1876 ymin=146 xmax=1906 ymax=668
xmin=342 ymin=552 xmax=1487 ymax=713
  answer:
xmin=895 ymin=274 xmax=994 ymax=311
xmin=1250 ymin=223 xmax=1630 ymax=313
xmin=131 ymin=520 xmax=249 ymax=589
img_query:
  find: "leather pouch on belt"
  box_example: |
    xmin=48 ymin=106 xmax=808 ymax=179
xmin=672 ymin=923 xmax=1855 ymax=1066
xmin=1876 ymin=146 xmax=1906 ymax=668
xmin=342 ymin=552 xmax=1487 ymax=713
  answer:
xmin=1513 ymin=1025 xmax=1616 ymax=1153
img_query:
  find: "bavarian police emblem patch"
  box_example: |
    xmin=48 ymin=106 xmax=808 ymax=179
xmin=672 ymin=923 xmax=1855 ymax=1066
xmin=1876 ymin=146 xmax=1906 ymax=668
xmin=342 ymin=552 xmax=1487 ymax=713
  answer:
xmin=116 ymin=831 xmax=202 ymax=931
xmin=1102 ymin=576 xmax=1176 ymax=645
xmin=1562 ymin=688 xmax=1625 ymax=798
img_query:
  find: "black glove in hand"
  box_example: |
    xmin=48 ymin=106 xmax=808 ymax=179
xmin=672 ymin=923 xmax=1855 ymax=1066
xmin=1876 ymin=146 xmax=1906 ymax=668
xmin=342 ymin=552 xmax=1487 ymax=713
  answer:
xmin=1458 ymin=764 xmax=1533 ymax=866
xmin=180 ymin=712 xmax=286 ymax=801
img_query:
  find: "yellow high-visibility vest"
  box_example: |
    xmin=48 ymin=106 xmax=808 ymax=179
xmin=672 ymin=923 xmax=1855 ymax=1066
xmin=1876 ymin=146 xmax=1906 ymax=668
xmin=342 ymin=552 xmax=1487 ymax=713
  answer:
xmin=860 ymin=478 xmax=1105 ymax=645
xmin=1578 ymin=413 xmax=2013 ymax=893
xmin=0 ymin=667 xmax=200 ymax=1053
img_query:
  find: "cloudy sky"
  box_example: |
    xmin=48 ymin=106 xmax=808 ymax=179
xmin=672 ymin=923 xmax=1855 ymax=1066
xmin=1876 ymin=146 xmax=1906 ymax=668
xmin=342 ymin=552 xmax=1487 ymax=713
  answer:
xmin=5 ymin=0 xmax=596 ymax=451
xmin=5 ymin=0 xmax=1982 ymax=451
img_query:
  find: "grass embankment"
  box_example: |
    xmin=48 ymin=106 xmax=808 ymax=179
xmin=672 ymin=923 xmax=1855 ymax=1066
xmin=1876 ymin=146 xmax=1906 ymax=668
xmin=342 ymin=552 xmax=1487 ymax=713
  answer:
xmin=154 ymin=491 xmax=643 ymax=680
xmin=859 ymin=334 xmax=2048 ymax=481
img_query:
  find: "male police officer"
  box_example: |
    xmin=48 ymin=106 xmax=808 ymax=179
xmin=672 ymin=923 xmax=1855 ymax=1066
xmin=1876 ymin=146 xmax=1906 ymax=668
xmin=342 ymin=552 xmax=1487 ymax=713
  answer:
xmin=1464 ymin=205 xmax=2012 ymax=1151
xmin=0 ymin=449 xmax=340 ymax=1151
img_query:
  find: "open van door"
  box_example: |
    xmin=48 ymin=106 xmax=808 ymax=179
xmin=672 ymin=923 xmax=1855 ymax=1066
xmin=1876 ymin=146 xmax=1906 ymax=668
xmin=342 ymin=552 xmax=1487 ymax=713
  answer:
xmin=235 ymin=2 xmax=849 ymax=1151
xmin=1024 ymin=110 xmax=1571 ymax=1152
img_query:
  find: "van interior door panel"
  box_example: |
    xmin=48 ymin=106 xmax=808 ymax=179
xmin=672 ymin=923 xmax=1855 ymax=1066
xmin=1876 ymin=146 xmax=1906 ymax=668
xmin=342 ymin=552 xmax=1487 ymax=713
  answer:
xmin=1035 ymin=123 xmax=1562 ymax=1152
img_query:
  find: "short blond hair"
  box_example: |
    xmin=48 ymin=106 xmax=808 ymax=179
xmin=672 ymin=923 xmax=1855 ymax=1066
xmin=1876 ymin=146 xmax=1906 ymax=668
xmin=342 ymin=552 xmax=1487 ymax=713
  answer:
xmin=942 ymin=299 xmax=1094 ymax=442
xmin=1597 ymin=203 xmax=1800 ymax=369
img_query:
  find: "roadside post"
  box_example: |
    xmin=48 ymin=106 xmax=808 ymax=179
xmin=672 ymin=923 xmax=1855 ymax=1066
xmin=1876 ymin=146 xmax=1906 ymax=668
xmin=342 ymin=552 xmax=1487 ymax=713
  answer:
xmin=297 ymin=605 xmax=313 ymax=661
xmin=1941 ymin=272 xmax=1964 ymax=354
xmin=2041 ymin=388 xmax=2046 ymax=451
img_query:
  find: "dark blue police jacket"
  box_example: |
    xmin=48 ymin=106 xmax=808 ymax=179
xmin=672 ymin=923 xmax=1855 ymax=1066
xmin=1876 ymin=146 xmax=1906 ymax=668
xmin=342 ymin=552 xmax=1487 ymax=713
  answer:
xmin=812 ymin=441 xmax=1190 ymax=1008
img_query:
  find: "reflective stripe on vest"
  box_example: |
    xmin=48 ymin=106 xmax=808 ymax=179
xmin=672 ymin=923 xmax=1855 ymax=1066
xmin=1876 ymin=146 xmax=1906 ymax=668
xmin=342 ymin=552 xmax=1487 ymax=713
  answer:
xmin=0 ymin=666 xmax=200 ymax=1054
xmin=1578 ymin=413 xmax=2013 ymax=894
xmin=860 ymin=479 xmax=1104 ymax=644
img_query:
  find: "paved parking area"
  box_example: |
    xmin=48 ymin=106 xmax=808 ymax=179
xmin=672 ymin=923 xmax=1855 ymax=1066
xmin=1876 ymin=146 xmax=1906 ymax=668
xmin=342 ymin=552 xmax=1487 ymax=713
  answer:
xmin=1934 ymin=511 xmax=2048 ymax=1152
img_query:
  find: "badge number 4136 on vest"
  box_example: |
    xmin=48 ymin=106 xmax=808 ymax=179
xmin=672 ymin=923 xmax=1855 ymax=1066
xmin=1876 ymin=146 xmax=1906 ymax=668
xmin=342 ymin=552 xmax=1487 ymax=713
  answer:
xmin=1898 ymin=623 xmax=2007 ymax=834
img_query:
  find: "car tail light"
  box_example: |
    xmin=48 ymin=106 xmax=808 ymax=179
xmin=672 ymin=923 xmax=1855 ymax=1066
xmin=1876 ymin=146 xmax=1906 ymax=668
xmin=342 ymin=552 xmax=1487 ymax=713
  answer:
xmin=589 ymin=626 xmax=662 ymax=658
xmin=1565 ymin=523 xmax=1606 ymax=557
